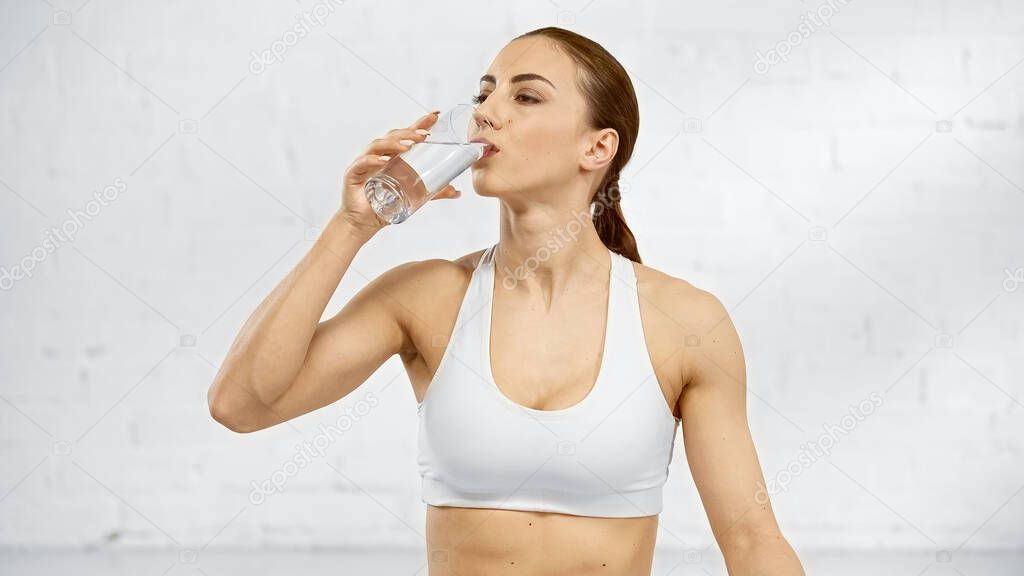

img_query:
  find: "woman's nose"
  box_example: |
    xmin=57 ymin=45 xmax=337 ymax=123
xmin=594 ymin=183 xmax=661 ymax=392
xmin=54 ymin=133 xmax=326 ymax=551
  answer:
xmin=472 ymin=105 xmax=498 ymax=131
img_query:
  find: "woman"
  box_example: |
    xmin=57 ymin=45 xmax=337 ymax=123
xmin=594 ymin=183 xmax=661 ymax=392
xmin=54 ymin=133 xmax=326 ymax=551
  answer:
xmin=208 ymin=26 xmax=804 ymax=576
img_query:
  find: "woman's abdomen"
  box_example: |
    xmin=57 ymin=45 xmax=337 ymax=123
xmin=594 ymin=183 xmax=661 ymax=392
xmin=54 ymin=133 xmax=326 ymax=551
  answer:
xmin=424 ymin=505 xmax=659 ymax=575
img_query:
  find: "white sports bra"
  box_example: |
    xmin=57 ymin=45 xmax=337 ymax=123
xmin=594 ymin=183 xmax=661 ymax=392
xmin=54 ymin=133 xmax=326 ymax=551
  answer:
xmin=417 ymin=243 xmax=681 ymax=518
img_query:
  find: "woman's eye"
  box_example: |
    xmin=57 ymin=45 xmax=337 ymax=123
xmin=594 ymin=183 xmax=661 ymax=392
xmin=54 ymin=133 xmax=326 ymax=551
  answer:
xmin=470 ymin=93 xmax=539 ymax=104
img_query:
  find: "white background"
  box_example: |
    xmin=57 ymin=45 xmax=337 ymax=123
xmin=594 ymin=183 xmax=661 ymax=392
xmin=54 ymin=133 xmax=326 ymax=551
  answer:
xmin=1 ymin=0 xmax=1022 ymax=573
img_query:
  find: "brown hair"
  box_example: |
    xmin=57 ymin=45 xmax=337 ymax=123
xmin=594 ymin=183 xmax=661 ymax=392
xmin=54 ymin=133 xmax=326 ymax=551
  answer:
xmin=514 ymin=26 xmax=642 ymax=263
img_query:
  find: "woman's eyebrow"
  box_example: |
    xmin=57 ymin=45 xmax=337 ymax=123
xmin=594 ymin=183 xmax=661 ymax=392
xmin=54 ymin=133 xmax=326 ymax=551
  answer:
xmin=479 ymin=73 xmax=557 ymax=90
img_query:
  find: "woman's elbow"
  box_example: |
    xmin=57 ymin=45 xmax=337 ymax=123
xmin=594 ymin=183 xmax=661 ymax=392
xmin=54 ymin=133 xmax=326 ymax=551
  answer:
xmin=207 ymin=379 xmax=264 ymax=434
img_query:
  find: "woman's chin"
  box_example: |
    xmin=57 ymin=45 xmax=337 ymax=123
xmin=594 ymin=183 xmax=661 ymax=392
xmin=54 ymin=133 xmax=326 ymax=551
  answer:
xmin=470 ymin=173 xmax=500 ymax=196
xmin=471 ymin=187 xmax=498 ymax=198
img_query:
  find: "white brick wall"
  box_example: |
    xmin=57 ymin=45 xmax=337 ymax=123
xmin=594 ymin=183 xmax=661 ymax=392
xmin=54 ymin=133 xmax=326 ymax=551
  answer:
xmin=1 ymin=0 xmax=1022 ymax=557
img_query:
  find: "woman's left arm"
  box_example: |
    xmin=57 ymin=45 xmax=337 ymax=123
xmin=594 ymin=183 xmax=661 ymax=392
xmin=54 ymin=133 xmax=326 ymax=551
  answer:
xmin=676 ymin=290 xmax=804 ymax=576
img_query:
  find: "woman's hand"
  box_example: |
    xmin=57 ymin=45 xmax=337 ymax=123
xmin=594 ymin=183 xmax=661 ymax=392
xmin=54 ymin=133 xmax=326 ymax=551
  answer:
xmin=338 ymin=110 xmax=463 ymax=240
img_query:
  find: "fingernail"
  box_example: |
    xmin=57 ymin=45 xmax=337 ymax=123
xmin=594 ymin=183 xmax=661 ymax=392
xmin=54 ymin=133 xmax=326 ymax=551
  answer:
xmin=431 ymin=110 xmax=441 ymax=115
xmin=415 ymin=129 xmax=430 ymax=136
xmin=378 ymin=155 xmax=391 ymax=161
xmin=399 ymin=139 xmax=414 ymax=146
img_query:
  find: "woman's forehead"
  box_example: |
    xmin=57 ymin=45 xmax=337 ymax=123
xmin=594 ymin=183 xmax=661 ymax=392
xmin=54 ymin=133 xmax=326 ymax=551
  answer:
xmin=485 ymin=39 xmax=574 ymax=83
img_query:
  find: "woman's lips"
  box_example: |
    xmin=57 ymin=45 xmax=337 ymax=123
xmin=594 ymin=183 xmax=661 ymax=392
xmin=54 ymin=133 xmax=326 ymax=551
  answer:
xmin=480 ymin=146 xmax=500 ymax=159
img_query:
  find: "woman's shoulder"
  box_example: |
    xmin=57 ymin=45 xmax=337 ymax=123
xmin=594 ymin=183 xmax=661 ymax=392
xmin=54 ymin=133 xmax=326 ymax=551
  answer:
xmin=394 ymin=247 xmax=489 ymax=283
xmin=377 ymin=247 xmax=491 ymax=359
xmin=375 ymin=247 xmax=490 ymax=314
xmin=629 ymin=258 xmax=730 ymax=333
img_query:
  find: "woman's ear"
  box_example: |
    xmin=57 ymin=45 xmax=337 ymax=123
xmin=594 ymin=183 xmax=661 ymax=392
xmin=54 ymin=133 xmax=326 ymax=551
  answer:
xmin=581 ymin=128 xmax=619 ymax=172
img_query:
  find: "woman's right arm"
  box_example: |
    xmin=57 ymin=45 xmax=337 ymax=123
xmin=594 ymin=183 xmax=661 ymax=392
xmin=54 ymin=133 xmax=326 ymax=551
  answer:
xmin=207 ymin=213 xmax=388 ymax=433
xmin=207 ymin=110 xmax=459 ymax=433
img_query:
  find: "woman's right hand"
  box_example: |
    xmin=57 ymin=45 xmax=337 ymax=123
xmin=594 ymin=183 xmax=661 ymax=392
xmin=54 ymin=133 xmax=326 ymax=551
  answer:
xmin=338 ymin=110 xmax=462 ymax=240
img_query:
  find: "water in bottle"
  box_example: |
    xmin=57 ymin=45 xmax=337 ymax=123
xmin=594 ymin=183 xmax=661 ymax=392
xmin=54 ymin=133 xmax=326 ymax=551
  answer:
xmin=364 ymin=104 xmax=485 ymax=225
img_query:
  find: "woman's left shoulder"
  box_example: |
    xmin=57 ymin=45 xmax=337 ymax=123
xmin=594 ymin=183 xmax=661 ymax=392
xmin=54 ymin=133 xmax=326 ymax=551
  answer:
xmin=629 ymin=259 xmax=726 ymax=324
xmin=627 ymin=259 xmax=736 ymax=396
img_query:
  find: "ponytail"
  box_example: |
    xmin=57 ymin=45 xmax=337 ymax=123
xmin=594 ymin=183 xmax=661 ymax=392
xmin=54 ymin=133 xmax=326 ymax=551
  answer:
xmin=592 ymin=171 xmax=641 ymax=264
